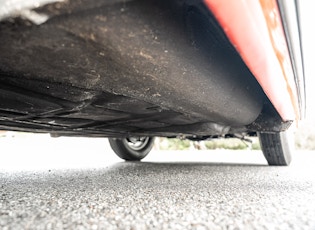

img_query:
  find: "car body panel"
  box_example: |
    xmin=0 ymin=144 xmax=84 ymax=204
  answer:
xmin=204 ymin=0 xmax=300 ymax=121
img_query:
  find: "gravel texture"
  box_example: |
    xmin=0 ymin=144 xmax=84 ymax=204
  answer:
xmin=1 ymin=158 xmax=315 ymax=229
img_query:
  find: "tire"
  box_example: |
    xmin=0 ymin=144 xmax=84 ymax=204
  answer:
xmin=258 ymin=131 xmax=294 ymax=166
xmin=108 ymin=137 xmax=155 ymax=161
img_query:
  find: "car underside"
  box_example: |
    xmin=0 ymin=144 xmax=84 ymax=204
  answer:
xmin=0 ymin=0 xmax=305 ymax=165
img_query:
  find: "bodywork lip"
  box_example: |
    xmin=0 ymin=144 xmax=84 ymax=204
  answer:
xmin=277 ymin=0 xmax=306 ymax=119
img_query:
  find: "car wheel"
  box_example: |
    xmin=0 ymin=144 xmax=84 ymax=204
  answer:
xmin=258 ymin=130 xmax=293 ymax=166
xmin=108 ymin=137 xmax=155 ymax=161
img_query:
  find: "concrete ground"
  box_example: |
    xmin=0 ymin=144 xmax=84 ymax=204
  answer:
xmin=0 ymin=135 xmax=315 ymax=229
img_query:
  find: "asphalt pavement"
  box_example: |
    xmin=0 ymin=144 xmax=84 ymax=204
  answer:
xmin=0 ymin=136 xmax=315 ymax=229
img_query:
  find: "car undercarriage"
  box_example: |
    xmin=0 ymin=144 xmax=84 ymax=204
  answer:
xmin=0 ymin=0 xmax=304 ymax=165
xmin=0 ymin=0 xmax=288 ymax=137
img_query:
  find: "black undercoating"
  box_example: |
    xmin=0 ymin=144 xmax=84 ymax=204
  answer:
xmin=0 ymin=0 xmax=283 ymax=137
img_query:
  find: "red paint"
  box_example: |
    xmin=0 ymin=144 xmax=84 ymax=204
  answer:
xmin=203 ymin=0 xmax=299 ymax=121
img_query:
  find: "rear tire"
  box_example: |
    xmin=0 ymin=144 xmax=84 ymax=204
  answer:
xmin=258 ymin=131 xmax=293 ymax=166
xmin=108 ymin=137 xmax=155 ymax=161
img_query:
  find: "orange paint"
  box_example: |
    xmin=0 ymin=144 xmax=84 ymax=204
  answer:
xmin=259 ymin=0 xmax=300 ymax=120
xmin=203 ymin=0 xmax=300 ymax=121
